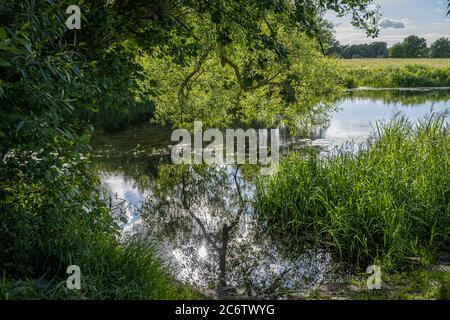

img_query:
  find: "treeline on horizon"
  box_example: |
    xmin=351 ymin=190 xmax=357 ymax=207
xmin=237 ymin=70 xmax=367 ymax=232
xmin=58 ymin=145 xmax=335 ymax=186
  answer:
xmin=327 ymin=35 xmax=450 ymax=59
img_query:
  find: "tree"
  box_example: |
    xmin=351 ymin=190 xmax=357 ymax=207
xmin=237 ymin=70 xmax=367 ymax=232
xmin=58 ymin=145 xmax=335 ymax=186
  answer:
xmin=329 ymin=42 xmax=388 ymax=58
xmin=369 ymin=42 xmax=389 ymax=58
xmin=430 ymin=37 xmax=450 ymax=58
xmin=389 ymin=43 xmax=407 ymax=58
xmin=73 ymin=0 xmax=381 ymax=128
xmin=389 ymin=35 xmax=427 ymax=58
xmin=326 ymin=38 xmax=346 ymax=57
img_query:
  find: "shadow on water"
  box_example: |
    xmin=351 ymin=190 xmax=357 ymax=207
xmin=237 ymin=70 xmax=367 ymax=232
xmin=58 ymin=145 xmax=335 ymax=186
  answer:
xmin=90 ymin=88 xmax=450 ymax=299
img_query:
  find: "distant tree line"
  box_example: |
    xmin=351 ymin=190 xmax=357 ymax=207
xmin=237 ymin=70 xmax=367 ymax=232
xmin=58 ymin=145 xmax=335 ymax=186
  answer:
xmin=328 ymin=36 xmax=450 ymax=59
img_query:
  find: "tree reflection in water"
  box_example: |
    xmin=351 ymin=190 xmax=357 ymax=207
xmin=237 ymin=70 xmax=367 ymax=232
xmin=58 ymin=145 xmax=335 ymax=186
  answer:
xmin=90 ymin=118 xmax=337 ymax=299
xmin=91 ymin=89 xmax=450 ymax=298
xmin=139 ymin=164 xmax=332 ymax=299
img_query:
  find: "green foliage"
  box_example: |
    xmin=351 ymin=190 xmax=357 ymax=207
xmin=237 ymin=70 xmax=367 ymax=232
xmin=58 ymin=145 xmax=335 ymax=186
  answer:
xmin=330 ymin=34 xmax=450 ymax=60
xmin=0 ymin=0 xmax=390 ymax=299
xmin=389 ymin=35 xmax=428 ymax=58
xmin=76 ymin=0 xmax=379 ymax=130
xmin=343 ymin=64 xmax=450 ymax=88
xmin=0 ymin=236 xmax=199 ymax=299
xmin=256 ymin=116 xmax=450 ymax=270
xmin=430 ymin=37 xmax=450 ymax=58
xmin=147 ymin=31 xmax=344 ymax=130
xmin=328 ymin=41 xmax=389 ymax=59
xmin=0 ymin=1 xmax=189 ymax=299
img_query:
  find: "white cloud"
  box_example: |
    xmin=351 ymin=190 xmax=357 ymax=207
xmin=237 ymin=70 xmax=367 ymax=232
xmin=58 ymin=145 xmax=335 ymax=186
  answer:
xmin=325 ymin=1 xmax=449 ymax=46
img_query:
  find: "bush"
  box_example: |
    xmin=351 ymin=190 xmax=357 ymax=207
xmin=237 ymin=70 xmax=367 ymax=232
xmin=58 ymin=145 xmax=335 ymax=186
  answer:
xmin=0 ymin=1 xmax=194 ymax=299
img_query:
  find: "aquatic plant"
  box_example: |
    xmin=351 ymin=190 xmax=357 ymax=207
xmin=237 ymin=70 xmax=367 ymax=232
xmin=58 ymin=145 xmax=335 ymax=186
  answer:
xmin=256 ymin=115 xmax=450 ymax=270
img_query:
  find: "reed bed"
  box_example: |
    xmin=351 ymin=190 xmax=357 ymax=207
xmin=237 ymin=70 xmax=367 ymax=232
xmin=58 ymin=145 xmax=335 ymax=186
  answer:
xmin=256 ymin=115 xmax=450 ymax=270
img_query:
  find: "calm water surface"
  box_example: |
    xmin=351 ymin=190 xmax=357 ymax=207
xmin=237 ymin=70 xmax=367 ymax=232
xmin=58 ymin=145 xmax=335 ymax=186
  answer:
xmin=91 ymin=89 xmax=450 ymax=298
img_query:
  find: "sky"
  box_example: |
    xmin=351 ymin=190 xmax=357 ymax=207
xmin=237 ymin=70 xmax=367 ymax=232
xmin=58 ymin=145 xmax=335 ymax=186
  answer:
xmin=325 ymin=0 xmax=450 ymax=46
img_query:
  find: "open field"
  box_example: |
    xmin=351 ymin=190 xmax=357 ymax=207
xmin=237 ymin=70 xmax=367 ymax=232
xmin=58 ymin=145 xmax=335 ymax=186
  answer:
xmin=338 ymin=59 xmax=450 ymax=88
xmin=340 ymin=58 xmax=450 ymax=69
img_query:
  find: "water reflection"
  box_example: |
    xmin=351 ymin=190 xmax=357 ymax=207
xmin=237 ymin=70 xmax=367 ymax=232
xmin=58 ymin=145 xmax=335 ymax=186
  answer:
xmin=98 ymin=157 xmax=333 ymax=298
xmin=91 ymin=89 xmax=450 ymax=298
xmin=309 ymin=89 xmax=450 ymax=148
xmin=137 ymin=164 xmax=332 ymax=298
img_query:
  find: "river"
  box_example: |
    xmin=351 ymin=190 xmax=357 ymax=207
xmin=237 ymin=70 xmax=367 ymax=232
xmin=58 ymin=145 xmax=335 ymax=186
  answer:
xmin=90 ymin=88 xmax=450 ymax=298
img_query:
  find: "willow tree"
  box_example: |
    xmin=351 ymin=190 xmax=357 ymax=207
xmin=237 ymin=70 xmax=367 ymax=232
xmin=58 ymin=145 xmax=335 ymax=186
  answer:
xmin=73 ymin=0 xmax=380 ymax=130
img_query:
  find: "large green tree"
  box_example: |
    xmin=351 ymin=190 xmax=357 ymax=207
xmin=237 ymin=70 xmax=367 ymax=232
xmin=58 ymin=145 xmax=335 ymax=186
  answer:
xmin=389 ymin=35 xmax=427 ymax=58
xmin=71 ymin=0 xmax=381 ymax=129
xmin=430 ymin=37 xmax=450 ymax=58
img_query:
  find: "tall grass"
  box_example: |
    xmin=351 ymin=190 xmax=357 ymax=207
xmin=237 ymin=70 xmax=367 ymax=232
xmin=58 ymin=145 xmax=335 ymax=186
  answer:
xmin=1 ymin=236 xmax=198 ymax=300
xmin=341 ymin=64 xmax=450 ymax=88
xmin=256 ymin=115 xmax=450 ymax=270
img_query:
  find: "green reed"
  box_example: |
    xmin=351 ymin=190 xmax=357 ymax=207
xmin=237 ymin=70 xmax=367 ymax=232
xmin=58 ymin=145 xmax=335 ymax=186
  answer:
xmin=256 ymin=115 xmax=450 ymax=270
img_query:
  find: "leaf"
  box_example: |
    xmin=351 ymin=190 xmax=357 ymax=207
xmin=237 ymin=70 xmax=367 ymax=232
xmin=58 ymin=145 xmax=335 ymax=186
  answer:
xmin=80 ymin=133 xmax=91 ymax=144
xmin=0 ymin=45 xmax=23 ymax=54
xmin=0 ymin=59 xmax=10 ymax=67
xmin=0 ymin=28 xmax=7 ymax=41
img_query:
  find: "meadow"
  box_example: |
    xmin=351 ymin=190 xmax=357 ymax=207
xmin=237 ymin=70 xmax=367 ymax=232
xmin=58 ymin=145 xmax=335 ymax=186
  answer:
xmin=339 ymin=59 xmax=450 ymax=88
xmin=340 ymin=58 xmax=450 ymax=69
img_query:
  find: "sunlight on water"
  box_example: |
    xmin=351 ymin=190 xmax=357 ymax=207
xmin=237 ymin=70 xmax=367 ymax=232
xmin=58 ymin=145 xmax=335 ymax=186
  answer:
xmin=92 ymin=89 xmax=450 ymax=298
xmin=311 ymin=92 xmax=450 ymax=148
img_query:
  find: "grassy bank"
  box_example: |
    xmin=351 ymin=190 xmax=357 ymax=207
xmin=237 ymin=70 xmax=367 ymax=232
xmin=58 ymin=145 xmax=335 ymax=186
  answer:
xmin=345 ymin=88 xmax=450 ymax=106
xmin=339 ymin=59 xmax=450 ymax=88
xmin=256 ymin=116 xmax=450 ymax=270
xmin=1 ymin=237 xmax=198 ymax=300
xmin=0 ymin=143 xmax=196 ymax=300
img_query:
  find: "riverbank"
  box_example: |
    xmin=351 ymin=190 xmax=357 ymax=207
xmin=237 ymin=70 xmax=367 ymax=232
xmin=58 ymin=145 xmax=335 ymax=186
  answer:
xmin=0 ymin=149 xmax=198 ymax=300
xmin=1 ymin=234 xmax=199 ymax=300
xmin=339 ymin=58 xmax=450 ymax=88
xmin=4 ymin=89 xmax=448 ymax=300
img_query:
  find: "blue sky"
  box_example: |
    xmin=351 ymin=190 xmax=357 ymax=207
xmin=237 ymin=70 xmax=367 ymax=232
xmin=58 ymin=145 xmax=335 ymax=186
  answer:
xmin=325 ymin=0 xmax=450 ymax=46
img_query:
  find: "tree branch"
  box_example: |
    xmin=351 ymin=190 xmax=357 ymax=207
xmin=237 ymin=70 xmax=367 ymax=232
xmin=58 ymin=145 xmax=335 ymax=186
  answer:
xmin=220 ymin=54 xmax=283 ymax=91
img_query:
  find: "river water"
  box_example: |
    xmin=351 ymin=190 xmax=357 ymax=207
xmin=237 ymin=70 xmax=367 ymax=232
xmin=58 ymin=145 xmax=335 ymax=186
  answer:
xmin=91 ymin=89 xmax=450 ymax=298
